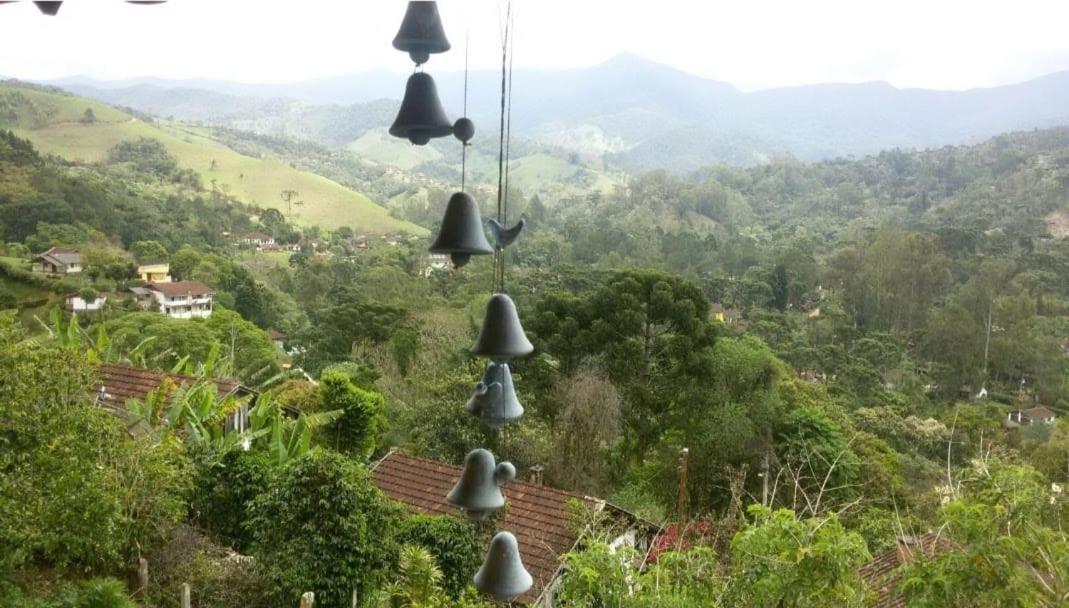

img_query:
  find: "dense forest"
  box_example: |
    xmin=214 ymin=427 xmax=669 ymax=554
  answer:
xmin=3 ymin=113 xmax=1069 ymax=607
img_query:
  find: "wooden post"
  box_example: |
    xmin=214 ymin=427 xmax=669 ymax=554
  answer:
xmin=180 ymin=583 xmax=191 ymax=608
xmin=136 ymin=558 xmax=149 ymax=597
xmin=300 ymin=591 xmax=315 ymax=608
xmin=677 ymin=447 xmax=689 ymax=523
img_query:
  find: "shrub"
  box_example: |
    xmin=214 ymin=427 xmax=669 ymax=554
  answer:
xmin=189 ymin=448 xmax=275 ymax=552
xmin=318 ymin=369 xmax=385 ymax=459
xmin=397 ymin=515 xmax=482 ymax=598
xmin=146 ymin=530 xmax=270 ymax=608
xmin=248 ymin=449 xmax=405 ymax=607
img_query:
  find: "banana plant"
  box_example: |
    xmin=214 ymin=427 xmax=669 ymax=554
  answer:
xmin=37 ymin=307 xmax=156 ymax=365
xmin=247 ymin=393 xmax=342 ymax=466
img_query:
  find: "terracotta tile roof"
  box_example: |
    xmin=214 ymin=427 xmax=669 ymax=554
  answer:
xmin=147 ymin=280 xmax=214 ymax=298
xmin=370 ymin=451 xmax=598 ymax=604
xmin=1018 ymin=406 xmax=1057 ymax=420
xmin=858 ymin=532 xmax=957 ymax=608
xmin=93 ymin=363 xmax=250 ymax=412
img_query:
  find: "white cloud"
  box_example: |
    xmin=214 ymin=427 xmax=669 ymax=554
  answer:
xmin=1 ymin=0 xmax=1067 ymax=90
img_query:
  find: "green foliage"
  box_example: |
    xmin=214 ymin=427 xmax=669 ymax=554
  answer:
xmin=556 ymin=542 xmax=724 ymax=607
xmin=319 ymin=369 xmax=386 ymax=459
xmin=107 ymin=137 xmax=179 ymax=178
xmin=189 ymin=448 xmax=275 ymax=552
xmin=397 ymin=516 xmax=482 ymax=599
xmin=729 ymin=506 xmax=870 ymax=608
xmin=248 ymin=449 xmax=405 ymax=607
xmin=146 ymin=531 xmax=270 ymax=608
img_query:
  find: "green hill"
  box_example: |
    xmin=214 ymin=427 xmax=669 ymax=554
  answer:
xmin=0 ymin=84 xmax=425 ymax=235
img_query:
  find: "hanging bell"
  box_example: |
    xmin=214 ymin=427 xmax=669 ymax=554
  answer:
xmin=472 ymin=294 xmax=534 ymax=361
xmin=392 ymin=1 xmax=451 ymax=65
xmin=429 ymin=192 xmax=493 ymax=267
xmin=34 ymin=1 xmax=62 ymax=15
xmin=467 ymin=362 xmax=523 ymax=429
xmin=389 ymin=72 xmax=453 ymax=146
xmin=453 ymin=117 xmax=475 ymax=144
xmin=447 ymin=448 xmax=516 ymax=519
xmin=474 ymin=531 xmax=534 ymax=602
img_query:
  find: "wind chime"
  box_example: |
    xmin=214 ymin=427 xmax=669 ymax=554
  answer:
xmin=390 ymin=1 xmax=533 ymax=603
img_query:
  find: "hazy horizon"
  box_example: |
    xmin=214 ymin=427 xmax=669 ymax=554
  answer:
xmin=3 ymin=0 xmax=1069 ymax=92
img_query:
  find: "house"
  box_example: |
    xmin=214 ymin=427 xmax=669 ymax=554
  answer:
xmin=64 ymin=292 xmax=106 ymax=314
xmin=32 ymin=247 xmax=83 ymax=274
xmin=858 ymin=533 xmax=956 ymax=607
xmin=259 ymin=242 xmax=281 ymax=253
xmin=353 ymin=236 xmax=369 ymax=250
xmin=266 ymin=329 xmax=286 ymax=351
xmin=131 ymin=281 xmax=214 ymax=319
xmin=424 ymin=253 xmax=450 ymax=276
xmin=1006 ymin=406 xmax=1057 ymax=427
xmin=93 ymin=363 xmax=256 ymax=433
xmin=710 ymin=303 xmax=741 ymax=325
xmin=370 ymin=451 xmax=656 ymax=606
xmin=240 ymin=232 xmax=275 ymax=250
xmin=137 ymin=263 xmax=171 ymax=283
xmin=284 ymin=243 xmax=302 ymax=253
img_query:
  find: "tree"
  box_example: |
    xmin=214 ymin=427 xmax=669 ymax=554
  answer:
xmin=729 ymin=506 xmax=870 ymax=608
xmin=547 ymin=371 xmax=622 ymax=494
xmin=318 ymin=369 xmax=385 ymax=459
xmin=130 ymin=240 xmax=169 ymax=264
xmin=169 ymin=246 xmax=201 ymax=281
xmin=248 ymin=449 xmax=405 ymax=607
xmin=397 ymin=516 xmax=483 ymax=599
xmin=81 ymin=107 xmax=97 ymax=124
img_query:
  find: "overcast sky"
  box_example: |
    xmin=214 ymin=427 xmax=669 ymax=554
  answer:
xmin=2 ymin=0 xmax=1069 ymax=91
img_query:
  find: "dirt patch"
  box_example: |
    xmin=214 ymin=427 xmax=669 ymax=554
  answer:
xmin=1046 ymin=210 xmax=1069 ymax=238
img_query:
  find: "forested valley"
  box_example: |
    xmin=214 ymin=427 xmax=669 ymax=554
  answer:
xmin=3 ymin=94 xmax=1069 ymax=606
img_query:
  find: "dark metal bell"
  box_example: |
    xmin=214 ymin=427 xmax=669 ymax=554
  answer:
xmin=392 ymin=1 xmax=451 ymax=65
xmin=429 ymin=192 xmax=493 ymax=267
xmin=474 ymin=532 xmax=533 ymax=602
xmin=467 ymin=362 xmax=523 ymax=429
xmin=34 ymin=1 xmax=62 ymax=15
xmin=389 ymin=72 xmax=453 ymax=146
xmin=447 ymin=449 xmax=516 ymax=519
xmin=472 ymin=294 xmax=534 ymax=361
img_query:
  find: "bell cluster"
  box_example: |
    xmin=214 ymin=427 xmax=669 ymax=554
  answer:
xmin=390 ymin=3 xmax=536 ymax=603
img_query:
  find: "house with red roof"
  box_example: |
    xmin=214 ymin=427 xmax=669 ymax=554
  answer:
xmin=369 ymin=450 xmax=657 ymax=605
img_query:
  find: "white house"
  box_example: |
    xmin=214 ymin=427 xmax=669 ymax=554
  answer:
xmin=241 ymin=233 xmax=275 ymax=250
xmin=64 ymin=293 xmax=106 ymax=314
xmin=132 ymin=281 xmax=214 ymax=319
xmin=32 ymin=247 xmax=83 ymax=274
xmin=1007 ymin=406 xmax=1057 ymax=426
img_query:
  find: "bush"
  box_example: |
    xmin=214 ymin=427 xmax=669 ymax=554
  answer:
xmin=248 ymin=449 xmax=405 ymax=608
xmin=189 ymin=449 xmax=275 ymax=552
xmin=397 ymin=515 xmax=483 ymax=598
xmin=146 ymin=530 xmax=270 ymax=608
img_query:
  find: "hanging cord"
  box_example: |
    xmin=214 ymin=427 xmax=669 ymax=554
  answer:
xmin=461 ymin=29 xmax=470 ymax=192
xmin=493 ymin=1 xmax=511 ymax=294
xmin=501 ymin=6 xmax=516 ymax=294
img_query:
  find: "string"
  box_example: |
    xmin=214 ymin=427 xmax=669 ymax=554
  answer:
xmin=501 ymin=5 xmax=515 ymax=294
xmin=461 ymin=29 xmax=470 ymax=192
xmin=493 ymin=0 xmax=510 ymax=294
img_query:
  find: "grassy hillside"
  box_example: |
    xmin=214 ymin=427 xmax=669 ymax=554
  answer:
xmin=0 ymin=84 xmax=425 ymax=235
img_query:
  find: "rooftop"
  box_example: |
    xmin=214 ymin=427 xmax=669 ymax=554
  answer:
xmin=858 ymin=532 xmax=957 ymax=608
xmin=371 ymin=451 xmax=626 ymax=604
xmin=93 ymin=363 xmax=249 ymax=413
xmin=147 ymin=280 xmax=214 ymax=297
xmin=36 ymin=246 xmax=83 ymax=265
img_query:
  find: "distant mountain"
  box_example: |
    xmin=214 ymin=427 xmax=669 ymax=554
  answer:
xmin=46 ymin=54 xmax=1069 ymax=172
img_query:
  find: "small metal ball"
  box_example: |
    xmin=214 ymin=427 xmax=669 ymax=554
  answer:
xmin=453 ymin=117 xmax=475 ymax=143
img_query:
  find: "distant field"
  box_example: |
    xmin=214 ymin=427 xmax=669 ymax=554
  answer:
xmin=0 ymin=85 xmax=426 ymax=236
xmin=346 ymin=127 xmax=443 ymax=170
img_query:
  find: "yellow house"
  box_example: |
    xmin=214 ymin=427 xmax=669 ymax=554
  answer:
xmin=137 ymin=263 xmax=172 ymax=283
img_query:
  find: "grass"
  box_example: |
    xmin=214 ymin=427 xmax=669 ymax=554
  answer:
xmin=0 ymin=85 xmax=426 ymax=235
xmin=346 ymin=127 xmax=443 ymax=170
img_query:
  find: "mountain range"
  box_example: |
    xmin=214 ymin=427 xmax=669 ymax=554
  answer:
xmin=33 ymin=54 xmax=1069 ymax=172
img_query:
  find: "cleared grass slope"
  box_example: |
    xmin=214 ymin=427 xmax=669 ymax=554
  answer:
xmin=0 ymin=85 xmax=425 ymax=235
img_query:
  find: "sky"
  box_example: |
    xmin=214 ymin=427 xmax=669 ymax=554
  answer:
xmin=2 ymin=0 xmax=1069 ymax=91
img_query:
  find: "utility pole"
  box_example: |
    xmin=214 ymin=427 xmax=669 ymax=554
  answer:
xmin=677 ymin=448 xmax=689 ymax=523
xmin=761 ymin=450 xmax=770 ymax=506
